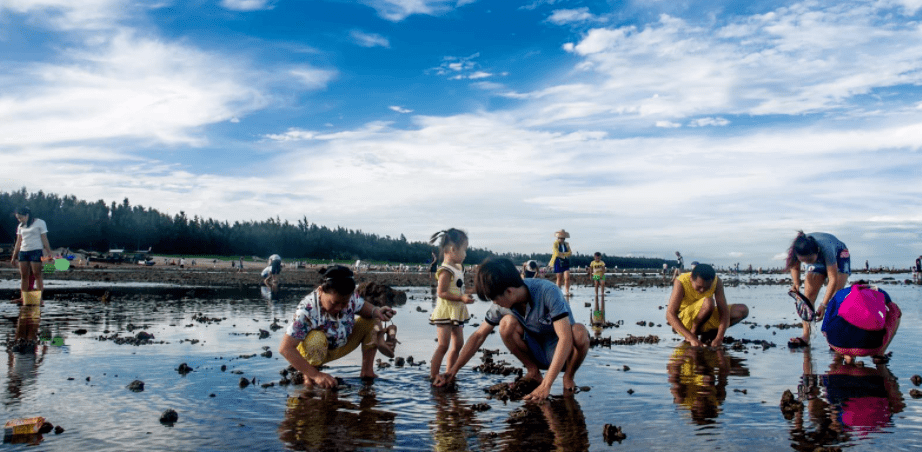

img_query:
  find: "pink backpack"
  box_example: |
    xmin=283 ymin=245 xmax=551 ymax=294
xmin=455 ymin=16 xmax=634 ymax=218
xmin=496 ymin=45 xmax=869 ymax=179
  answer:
xmin=838 ymin=285 xmax=887 ymax=331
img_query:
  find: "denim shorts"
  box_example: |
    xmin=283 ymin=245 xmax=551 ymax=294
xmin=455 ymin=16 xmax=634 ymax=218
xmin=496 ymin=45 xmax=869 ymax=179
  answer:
xmin=806 ymin=248 xmax=851 ymax=276
xmin=18 ymin=249 xmax=44 ymax=262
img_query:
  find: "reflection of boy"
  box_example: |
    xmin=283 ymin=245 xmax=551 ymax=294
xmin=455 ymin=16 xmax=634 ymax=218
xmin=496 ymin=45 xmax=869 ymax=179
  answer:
xmin=434 ymin=257 xmax=589 ymax=401
xmin=666 ymin=264 xmax=749 ymax=347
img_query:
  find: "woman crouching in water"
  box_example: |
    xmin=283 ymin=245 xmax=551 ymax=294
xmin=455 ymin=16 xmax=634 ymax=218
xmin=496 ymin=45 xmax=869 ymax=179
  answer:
xmin=278 ymin=266 xmax=396 ymax=387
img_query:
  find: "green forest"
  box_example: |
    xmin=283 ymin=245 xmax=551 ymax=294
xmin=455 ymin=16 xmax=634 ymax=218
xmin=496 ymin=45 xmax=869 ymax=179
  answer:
xmin=0 ymin=188 xmax=671 ymax=269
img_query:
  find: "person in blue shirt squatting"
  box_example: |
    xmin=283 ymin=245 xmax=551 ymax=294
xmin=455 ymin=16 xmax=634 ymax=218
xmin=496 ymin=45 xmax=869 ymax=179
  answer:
xmin=433 ymin=257 xmax=590 ymax=401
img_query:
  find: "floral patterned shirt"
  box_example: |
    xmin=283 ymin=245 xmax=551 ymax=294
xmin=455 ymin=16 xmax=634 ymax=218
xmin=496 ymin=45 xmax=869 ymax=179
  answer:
xmin=285 ymin=290 xmax=365 ymax=349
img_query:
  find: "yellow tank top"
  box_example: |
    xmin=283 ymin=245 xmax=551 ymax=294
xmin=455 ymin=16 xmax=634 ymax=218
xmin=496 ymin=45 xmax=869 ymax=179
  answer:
xmin=677 ymin=272 xmax=717 ymax=309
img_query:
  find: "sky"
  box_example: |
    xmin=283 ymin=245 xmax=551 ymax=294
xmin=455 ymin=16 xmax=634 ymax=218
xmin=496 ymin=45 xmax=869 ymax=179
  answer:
xmin=1 ymin=0 xmax=921 ymax=268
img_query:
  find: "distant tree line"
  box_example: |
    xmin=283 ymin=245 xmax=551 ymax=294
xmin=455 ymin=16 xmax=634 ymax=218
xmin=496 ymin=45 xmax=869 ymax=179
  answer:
xmin=0 ymin=188 xmax=671 ymax=268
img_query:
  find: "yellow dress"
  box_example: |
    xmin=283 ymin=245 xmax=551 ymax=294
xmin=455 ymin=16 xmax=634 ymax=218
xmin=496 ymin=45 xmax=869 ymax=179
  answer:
xmin=430 ymin=263 xmax=471 ymax=326
xmin=676 ymin=272 xmax=721 ymax=332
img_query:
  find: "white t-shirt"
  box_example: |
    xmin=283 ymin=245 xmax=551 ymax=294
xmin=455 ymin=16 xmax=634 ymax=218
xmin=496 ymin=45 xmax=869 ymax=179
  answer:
xmin=17 ymin=219 xmax=48 ymax=252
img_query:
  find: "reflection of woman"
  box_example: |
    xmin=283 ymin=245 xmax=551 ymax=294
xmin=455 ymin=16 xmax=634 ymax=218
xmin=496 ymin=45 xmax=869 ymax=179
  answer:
xmin=279 ymin=390 xmax=396 ymax=449
xmin=667 ymin=343 xmax=748 ymax=425
xmin=785 ymin=231 xmax=850 ymax=347
xmin=278 ymin=266 xmax=396 ymax=387
xmin=549 ymin=229 xmax=572 ymax=295
xmin=10 ymin=207 xmax=52 ymax=303
xmin=430 ymin=390 xmax=479 ymax=452
xmin=6 ymin=303 xmax=46 ymax=403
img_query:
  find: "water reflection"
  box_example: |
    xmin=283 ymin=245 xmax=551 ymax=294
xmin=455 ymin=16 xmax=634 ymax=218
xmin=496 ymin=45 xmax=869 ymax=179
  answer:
xmin=429 ymin=389 xmax=485 ymax=451
xmin=501 ymin=396 xmax=590 ymax=451
xmin=5 ymin=303 xmax=48 ymax=406
xmin=667 ymin=343 xmax=749 ymax=425
xmin=278 ymin=386 xmax=397 ymax=451
xmin=787 ymin=349 xmax=905 ymax=451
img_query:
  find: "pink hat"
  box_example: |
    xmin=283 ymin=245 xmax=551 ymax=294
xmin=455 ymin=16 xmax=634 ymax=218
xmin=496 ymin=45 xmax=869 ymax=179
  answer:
xmin=839 ymin=285 xmax=887 ymax=331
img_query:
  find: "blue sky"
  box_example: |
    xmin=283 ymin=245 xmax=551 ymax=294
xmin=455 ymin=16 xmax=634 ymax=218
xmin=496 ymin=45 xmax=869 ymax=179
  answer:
xmin=2 ymin=0 xmax=922 ymax=268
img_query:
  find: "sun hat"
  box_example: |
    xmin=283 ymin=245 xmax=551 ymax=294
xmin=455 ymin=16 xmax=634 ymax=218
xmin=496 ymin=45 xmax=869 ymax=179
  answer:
xmin=555 ymin=229 xmax=570 ymax=239
xmin=839 ymin=285 xmax=887 ymax=331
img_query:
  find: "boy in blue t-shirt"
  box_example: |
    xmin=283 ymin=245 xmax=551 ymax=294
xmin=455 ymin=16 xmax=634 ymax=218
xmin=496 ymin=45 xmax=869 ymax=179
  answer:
xmin=433 ymin=257 xmax=589 ymax=401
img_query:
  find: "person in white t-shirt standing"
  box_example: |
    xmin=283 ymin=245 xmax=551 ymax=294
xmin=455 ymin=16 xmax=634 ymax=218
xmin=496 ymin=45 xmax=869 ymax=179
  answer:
xmin=10 ymin=207 xmax=52 ymax=302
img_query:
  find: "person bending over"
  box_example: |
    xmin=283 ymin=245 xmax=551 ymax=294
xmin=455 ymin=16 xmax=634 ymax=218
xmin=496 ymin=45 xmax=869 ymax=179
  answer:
xmin=666 ymin=264 xmax=749 ymax=348
xmin=434 ymin=257 xmax=589 ymax=401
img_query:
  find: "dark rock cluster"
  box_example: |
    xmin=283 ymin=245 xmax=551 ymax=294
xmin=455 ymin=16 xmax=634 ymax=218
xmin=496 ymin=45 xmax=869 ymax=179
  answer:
xmin=591 ymin=334 xmax=661 ymax=348
xmin=602 ymin=424 xmax=626 ymax=444
xmin=472 ymin=348 xmax=522 ymax=377
xmin=779 ymin=389 xmax=803 ymax=419
xmin=483 ymin=377 xmax=540 ymax=402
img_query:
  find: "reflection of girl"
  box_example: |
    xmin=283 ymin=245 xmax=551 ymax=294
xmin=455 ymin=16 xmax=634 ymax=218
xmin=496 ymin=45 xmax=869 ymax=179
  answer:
xmin=549 ymin=229 xmax=572 ymax=296
xmin=278 ymin=266 xmax=395 ymax=387
xmin=785 ymin=231 xmax=850 ymax=347
xmin=10 ymin=207 xmax=52 ymax=303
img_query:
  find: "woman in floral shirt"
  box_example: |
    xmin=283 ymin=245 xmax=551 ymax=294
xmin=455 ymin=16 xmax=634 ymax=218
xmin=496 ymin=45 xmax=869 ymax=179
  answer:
xmin=279 ymin=266 xmax=396 ymax=387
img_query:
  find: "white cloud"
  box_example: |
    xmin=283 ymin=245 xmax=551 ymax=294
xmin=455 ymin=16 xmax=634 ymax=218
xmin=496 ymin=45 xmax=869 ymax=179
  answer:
xmin=289 ymin=67 xmax=338 ymax=88
xmin=0 ymin=31 xmax=267 ymax=147
xmin=220 ymin=0 xmax=273 ymax=11
xmin=1 ymin=0 xmax=128 ymax=30
xmin=263 ymin=128 xmax=317 ymax=141
xmin=389 ymin=106 xmax=413 ymax=113
xmin=541 ymin=3 xmax=922 ymax=127
xmin=350 ymin=30 xmax=391 ymax=48
xmin=689 ymin=117 xmax=730 ymax=127
xmin=655 ymin=120 xmax=681 ymax=128
xmin=360 ymin=0 xmax=476 ymax=21
xmin=547 ymin=7 xmax=604 ymax=25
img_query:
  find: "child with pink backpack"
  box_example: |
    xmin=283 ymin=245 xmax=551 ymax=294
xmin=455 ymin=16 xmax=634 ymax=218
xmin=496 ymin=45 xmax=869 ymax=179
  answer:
xmin=821 ymin=283 xmax=901 ymax=364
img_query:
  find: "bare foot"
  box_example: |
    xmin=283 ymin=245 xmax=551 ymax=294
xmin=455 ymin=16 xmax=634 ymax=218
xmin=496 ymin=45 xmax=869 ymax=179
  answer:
xmin=563 ymin=375 xmax=577 ymax=393
xmin=524 ymin=369 xmax=543 ymax=383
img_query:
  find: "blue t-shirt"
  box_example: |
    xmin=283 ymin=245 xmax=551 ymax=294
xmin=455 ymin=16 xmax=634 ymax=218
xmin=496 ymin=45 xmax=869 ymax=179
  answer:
xmin=484 ymin=278 xmax=574 ymax=338
xmin=807 ymin=232 xmax=847 ymax=266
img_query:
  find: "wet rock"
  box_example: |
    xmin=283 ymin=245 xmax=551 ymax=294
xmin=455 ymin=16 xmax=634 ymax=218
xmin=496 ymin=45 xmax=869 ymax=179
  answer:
xmin=136 ymin=331 xmax=155 ymax=341
xmin=912 ymin=375 xmax=922 ymax=386
xmin=177 ymin=363 xmax=193 ymax=375
xmin=160 ymin=409 xmax=179 ymax=425
xmin=221 ymin=365 xmax=227 ymax=372
xmin=627 ymin=388 xmax=634 ymax=395
xmin=54 ymin=425 xmax=65 ymax=434
xmin=376 ymin=359 xmax=390 ymax=369
xmin=602 ymin=424 xmax=626 ymax=444
xmin=471 ymin=403 xmax=491 ymax=412
xmin=622 ymin=365 xmax=630 ymax=371
xmin=260 ymin=350 xmax=272 ymax=358
xmin=258 ymin=329 xmax=270 ymax=339
xmin=483 ymin=377 xmax=540 ymax=402
xmin=910 ymin=389 xmax=922 ymax=399
xmin=239 ymin=377 xmax=250 ymax=388
xmin=734 ymin=388 xmax=748 ymax=394
xmin=395 ymin=357 xmax=405 ymax=367
xmin=126 ymin=380 xmax=145 ymax=392
xmin=416 ymin=306 xmax=427 ymax=313
xmin=356 ymin=282 xmax=407 ymax=307
xmin=579 ymin=386 xmax=590 ymax=392
xmin=269 ymin=319 xmax=284 ymax=331
xmin=73 ymin=329 xmax=88 ymax=335
xmin=39 ymin=422 xmax=54 ymax=434
xmin=779 ymin=389 xmax=804 ymax=419
xmin=261 ymin=382 xmax=275 ymax=388
xmin=590 ymin=334 xmax=661 ymax=348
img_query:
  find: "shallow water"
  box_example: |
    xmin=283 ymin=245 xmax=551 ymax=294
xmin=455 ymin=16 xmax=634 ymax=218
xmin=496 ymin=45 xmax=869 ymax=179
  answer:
xmin=1 ymin=274 xmax=921 ymax=451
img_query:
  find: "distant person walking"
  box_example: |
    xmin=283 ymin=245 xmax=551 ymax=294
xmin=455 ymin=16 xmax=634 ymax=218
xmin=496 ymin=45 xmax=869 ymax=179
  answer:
xmin=549 ymin=229 xmax=572 ymax=296
xmin=914 ymin=256 xmax=921 ymax=283
xmin=785 ymin=231 xmax=851 ymax=348
xmin=10 ymin=207 xmax=52 ymax=304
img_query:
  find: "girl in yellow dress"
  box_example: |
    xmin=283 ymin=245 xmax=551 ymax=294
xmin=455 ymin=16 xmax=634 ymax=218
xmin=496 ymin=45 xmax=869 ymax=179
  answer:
xmin=428 ymin=228 xmax=474 ymax=382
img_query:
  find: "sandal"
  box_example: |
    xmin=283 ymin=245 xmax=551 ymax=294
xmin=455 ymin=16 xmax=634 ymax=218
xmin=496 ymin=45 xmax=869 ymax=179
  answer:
xmin=787 ymin=337 xmax=809 ymax=349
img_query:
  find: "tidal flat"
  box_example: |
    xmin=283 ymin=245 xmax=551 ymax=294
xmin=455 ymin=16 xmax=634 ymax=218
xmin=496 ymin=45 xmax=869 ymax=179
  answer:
xmin=1 ymin=272 xmax=920 ymax=451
